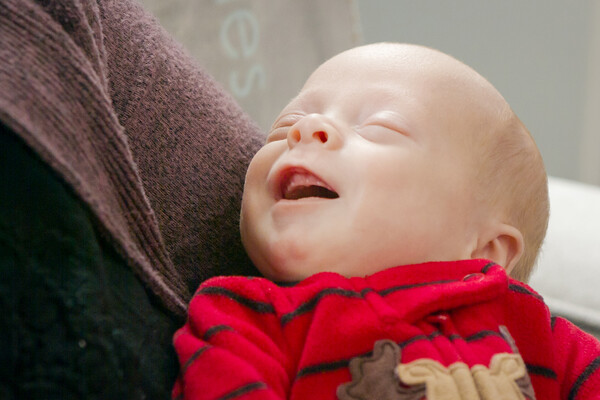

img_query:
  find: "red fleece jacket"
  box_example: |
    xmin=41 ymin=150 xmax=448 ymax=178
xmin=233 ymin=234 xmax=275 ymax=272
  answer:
xmin=173 ymin=259 xmax=600 ymax=399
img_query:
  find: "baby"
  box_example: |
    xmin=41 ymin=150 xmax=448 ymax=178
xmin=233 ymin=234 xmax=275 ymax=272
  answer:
xmin=173 ymin=43 xmax=600 ymax=400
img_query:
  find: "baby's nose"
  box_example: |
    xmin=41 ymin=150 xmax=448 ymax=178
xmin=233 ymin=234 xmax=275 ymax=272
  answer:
xmin=287 ymin=114 xmax=342 ymax=149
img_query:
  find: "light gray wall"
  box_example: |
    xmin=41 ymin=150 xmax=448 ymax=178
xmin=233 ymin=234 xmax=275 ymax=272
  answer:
xmin=356 ymin=0 xmax=597 ymax=184
xmin=138 ymin=0 xmax=360 ymax=132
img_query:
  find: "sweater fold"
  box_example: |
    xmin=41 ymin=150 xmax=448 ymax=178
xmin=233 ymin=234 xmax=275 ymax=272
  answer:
xmin=0 ymin=0 xmax=264 ymax=316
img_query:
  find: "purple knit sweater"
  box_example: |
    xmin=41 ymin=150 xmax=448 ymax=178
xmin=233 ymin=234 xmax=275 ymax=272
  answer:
xmin=0 ymin=0 xmax=264 ymax=316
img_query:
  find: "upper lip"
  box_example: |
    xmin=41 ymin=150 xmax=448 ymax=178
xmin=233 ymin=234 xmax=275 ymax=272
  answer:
xmin=273 ymin=166 xmax=338 ymax=201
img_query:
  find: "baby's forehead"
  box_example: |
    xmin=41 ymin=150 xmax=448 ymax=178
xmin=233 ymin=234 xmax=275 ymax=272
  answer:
xmin=315 ymin=44 xmax=465 ymax=81
xmin=306 ymin=47 xmax=496 ymax=108
xmin=317 ymin=44 xmax=503 ymax=102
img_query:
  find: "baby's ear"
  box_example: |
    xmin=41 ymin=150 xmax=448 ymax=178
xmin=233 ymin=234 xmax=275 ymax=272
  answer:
xmin=471 ymin=224 xmax=524 ymax=275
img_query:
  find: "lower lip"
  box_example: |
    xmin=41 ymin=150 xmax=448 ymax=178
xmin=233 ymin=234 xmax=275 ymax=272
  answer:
xmin=273 ymin=197 xmax=337 ymax=210
xmin=277 ymin=197 xmax=336 ymax=204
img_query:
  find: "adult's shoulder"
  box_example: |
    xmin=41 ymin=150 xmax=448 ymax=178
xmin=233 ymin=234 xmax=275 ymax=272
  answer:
xmin=98 ymin=0 xmax=265 ymax=296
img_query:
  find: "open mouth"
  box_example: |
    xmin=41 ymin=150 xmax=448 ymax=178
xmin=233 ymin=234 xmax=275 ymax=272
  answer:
xmin=280 ymin=168 xmax=339 ymax=200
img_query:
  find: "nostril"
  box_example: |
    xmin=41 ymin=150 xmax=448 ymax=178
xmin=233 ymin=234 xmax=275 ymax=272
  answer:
xmin=290 ymin=130 xmax=301 ymax=143
xmin=313 ymin=131 xmax=328 ymax=143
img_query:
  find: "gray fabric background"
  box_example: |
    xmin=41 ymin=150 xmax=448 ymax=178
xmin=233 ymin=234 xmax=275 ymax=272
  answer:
xmin=139 ymin=0 xmax=362 ymax=131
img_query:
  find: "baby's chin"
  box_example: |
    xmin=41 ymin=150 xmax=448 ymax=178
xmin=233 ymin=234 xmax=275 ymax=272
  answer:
xmin=255 ymin=263 xmax=309 ymax=283
xmin=255 ymin=261 xmax=381 ymax=284
xmin=256 ymin=257 xmax=352 ymax=283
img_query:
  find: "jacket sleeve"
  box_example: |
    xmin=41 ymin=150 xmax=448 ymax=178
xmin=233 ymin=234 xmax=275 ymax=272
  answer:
xmin=172 ymin=277 xmax=291 ymax=399
xmin=552 ymin=317 xmax=600 ymax=399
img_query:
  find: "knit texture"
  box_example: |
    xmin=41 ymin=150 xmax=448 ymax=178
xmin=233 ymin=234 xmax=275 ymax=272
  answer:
xmin=0 ymin=0 xmax=264 ymax=316
xmin=174 ymin=260 xmax=600 ymax=399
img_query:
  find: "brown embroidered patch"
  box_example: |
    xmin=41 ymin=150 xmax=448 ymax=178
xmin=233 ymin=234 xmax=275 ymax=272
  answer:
xmin=337 ymin=340 xmax=425 ymax=400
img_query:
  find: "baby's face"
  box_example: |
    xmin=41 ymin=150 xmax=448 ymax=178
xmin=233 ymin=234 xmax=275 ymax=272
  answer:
xmin=240 ymin=44 xmax=491 ymax=282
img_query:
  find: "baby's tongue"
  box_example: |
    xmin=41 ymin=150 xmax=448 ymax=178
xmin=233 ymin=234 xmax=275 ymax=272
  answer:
xmin=283 ymin=172 xmax=338 ymax=200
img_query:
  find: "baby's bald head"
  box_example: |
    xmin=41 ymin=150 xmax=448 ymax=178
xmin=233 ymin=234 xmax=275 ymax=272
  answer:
xmin=336 ymin=43 xmax=549 ymax=280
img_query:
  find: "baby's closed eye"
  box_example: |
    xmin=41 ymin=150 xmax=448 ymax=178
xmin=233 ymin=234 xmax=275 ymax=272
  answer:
xmin=356 ymin=111 xmax=411 ymax=143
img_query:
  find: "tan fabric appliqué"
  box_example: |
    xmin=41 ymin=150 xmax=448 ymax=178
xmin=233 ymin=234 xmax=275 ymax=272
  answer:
xmin=397 ymin=353 xmax=535 ymax=400
xmin=337 ymin=338 xmax=536 ymax=400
